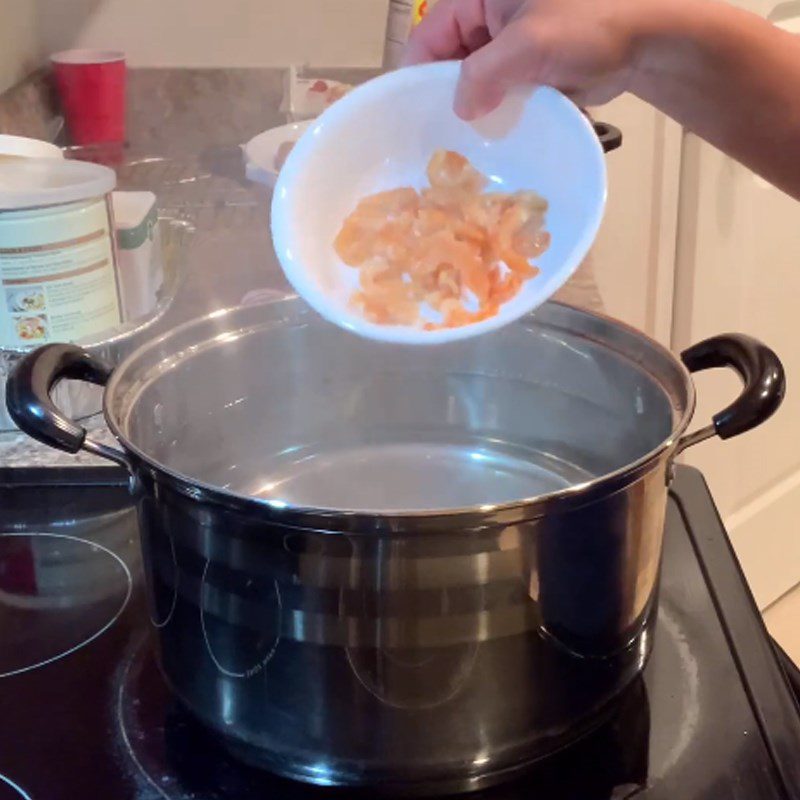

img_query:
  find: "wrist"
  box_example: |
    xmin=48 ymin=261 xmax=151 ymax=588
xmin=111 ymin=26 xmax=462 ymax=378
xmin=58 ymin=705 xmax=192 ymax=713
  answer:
xmin=626 ymin=0 xmax=713 ymax=100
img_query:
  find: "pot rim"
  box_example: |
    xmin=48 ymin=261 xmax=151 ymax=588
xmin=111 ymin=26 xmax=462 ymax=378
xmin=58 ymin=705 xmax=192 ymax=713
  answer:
xmin=103 ymin=298 xmax=696 ymax=533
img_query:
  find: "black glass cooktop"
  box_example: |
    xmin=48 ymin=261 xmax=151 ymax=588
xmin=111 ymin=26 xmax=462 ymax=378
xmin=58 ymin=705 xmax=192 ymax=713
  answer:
xmin=0 ymin=467 xmax=799 ymax=800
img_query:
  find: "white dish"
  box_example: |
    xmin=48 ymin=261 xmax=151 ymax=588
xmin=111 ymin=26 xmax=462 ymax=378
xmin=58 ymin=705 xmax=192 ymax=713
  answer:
xmin=271 ymin=61 xmax=607 ymax=345
xmin=244 ymin=120 xmax=313 ymax=188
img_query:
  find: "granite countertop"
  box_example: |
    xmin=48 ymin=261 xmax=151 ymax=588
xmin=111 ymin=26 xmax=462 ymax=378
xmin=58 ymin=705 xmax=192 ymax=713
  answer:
xmin=0 ymin=67 xmax=604 ymax=472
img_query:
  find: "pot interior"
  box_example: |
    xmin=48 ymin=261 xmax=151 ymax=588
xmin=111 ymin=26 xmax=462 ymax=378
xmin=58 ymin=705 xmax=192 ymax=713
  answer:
xmin=107 ymin=299 xmax=691 ymax=513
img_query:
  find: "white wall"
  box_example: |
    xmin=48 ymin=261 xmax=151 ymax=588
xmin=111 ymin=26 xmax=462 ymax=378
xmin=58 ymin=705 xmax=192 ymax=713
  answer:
xmin=0 ymin=0 xmax=39 ymax=93
xmin=0 ymin=0 xmax=105 ymax=93
xmin=67 ymin=0 xmax=388 ymax=68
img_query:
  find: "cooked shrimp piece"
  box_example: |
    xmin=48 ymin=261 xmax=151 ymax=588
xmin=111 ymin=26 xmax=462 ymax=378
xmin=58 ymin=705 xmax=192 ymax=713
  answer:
xmin=514 ymin=229 xmax=551 ymax=259
xmin=355 ymin=187 xmax=418 ymax=217
xmin=426 ymin=150 xmax=487 ymax=195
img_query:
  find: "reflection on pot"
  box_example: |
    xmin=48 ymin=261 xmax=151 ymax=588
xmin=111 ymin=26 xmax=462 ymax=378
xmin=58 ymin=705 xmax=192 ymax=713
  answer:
xmin=138 ymin=497 xmax=179 ymax=630
xmin=535 ymin=467 xmax=665 ymax=658
xmin=344 ymin=537 xmax=480 ymax=710
xmin=346 ymin=640 xmax=479 ymax=711
xmin=200 ymin=561 xmax=281 ymax=680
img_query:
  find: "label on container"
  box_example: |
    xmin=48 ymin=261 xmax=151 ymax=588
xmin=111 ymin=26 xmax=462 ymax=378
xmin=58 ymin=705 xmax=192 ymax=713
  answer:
xmin=0 ymin=198 xmax=122 ymax=347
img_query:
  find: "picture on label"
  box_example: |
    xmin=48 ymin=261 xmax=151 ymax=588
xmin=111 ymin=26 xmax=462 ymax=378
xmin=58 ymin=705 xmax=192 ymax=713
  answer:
xmin=6 ymin=287 xmax=46 ymax=314
xmin=13 ymin=314 xmax=49 ymax=342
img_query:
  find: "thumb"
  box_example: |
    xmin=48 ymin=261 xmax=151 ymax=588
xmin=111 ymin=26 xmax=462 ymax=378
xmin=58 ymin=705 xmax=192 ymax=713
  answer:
xmin=454 ymin=21 xmax=542 ymax=120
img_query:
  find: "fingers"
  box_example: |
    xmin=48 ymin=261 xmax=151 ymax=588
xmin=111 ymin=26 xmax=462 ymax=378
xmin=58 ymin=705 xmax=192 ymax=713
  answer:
xmin=402 ymin=0 xmax=491 ymax=65
xmin=403 ymin=0 xmax=548 ymax=121
xmin=454 ymin=20 xmax=543 ymax=119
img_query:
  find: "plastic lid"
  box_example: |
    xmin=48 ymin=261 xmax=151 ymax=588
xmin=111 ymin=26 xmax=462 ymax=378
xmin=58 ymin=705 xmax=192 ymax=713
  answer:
xmin=0 ymin=157 xmax=116 ymax=210
xmin=0 ymin=134 xmax=63 ymax=160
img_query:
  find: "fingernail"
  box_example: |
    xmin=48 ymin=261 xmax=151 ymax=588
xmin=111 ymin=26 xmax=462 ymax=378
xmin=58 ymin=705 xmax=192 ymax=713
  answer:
xmin=454 ymin=82 xmax=478 ymax=120
xmin=455 ymin=80 xmax=504 ymax=121
xmin=454 ymin=96 xmax=476 ymax=120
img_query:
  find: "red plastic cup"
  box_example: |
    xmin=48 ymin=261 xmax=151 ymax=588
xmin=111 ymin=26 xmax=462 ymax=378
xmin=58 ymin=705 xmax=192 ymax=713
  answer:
xmin=51 ymin=50 xmax=126 ymax=146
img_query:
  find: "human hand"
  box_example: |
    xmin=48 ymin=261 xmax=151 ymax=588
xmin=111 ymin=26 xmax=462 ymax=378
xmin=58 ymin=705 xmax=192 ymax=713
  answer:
xmin=402 ymin=0 xmax=664 ymax=119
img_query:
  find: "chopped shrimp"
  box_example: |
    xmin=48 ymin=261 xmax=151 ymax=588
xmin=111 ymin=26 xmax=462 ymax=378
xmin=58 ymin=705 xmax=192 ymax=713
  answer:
xmin=427 ymin=150 xmax=487 ymax=195
xmin=334 ymin=150 xmax=550 ymax=329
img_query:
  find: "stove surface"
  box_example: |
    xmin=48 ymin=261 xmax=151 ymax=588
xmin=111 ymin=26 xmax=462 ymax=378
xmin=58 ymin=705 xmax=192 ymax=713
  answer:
xmin=1 ymin=468 xmax=799 ymax=800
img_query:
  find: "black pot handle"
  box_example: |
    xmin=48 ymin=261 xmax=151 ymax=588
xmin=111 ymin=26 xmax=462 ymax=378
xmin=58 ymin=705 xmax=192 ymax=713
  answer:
xmin=593 ymin=121 xmax=623 ymax=154
xmin=6 ymin=343 xmax=131 ymax=469
xmin=677 ymin=334 xmax=785 ymax=453
xmin=580 ymin=108 xmax=622 ymax=154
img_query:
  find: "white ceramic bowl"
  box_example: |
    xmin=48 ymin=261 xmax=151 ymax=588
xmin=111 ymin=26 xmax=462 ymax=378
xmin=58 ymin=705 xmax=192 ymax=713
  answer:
xmin=271 ymin=61 xmax=606 ymax=345
xmin=244 ymin=120 xmax=312 ymax=188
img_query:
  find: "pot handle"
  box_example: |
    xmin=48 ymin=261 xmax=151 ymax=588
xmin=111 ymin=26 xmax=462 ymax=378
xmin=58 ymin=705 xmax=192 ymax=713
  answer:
xmin=582 ymin=108 xmax=623 ymax=154
xmin=593 ymin=121 xmax=623 ymax=154
xmin=676 ymin=333 xmax=786 ymax=454
xmin=6 ymin=343 xmax=131 ymax=470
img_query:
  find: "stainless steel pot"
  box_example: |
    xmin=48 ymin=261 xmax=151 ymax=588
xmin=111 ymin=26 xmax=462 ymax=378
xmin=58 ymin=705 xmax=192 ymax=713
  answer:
xmin=6 ymin=298 xmax=784 ymax=793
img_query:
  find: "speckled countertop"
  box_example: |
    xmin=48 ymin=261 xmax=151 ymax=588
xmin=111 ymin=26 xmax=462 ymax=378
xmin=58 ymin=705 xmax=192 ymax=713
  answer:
xmin=0 ymin=67 xmax=604 ymax=472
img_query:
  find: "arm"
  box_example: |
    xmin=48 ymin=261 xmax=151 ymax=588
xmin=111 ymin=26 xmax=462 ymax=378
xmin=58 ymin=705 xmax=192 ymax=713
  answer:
xmin=404 ymin=0 xmax=800 ymax=199
xmin=634 ymin=1 xmax=800 ymax=198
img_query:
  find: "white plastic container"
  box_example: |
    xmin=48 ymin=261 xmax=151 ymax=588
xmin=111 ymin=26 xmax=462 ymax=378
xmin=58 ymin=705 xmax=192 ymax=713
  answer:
xmin=112 ymin=191 xmax=163 ymax=321
xmin=0 ymin=157 xmax=122 ymax=349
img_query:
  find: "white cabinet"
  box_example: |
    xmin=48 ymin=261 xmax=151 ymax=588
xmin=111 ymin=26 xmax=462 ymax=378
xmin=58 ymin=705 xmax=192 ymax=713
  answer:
xmin=590 ymin=96 xmax=682 ymax=345
xmin=674 ymin=127 xmax=800 ymax=610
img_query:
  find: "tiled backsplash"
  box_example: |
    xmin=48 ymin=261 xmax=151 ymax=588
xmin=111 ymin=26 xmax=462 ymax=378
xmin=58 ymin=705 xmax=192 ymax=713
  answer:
xmin=0 ymin=70 xmax=59 ymax=141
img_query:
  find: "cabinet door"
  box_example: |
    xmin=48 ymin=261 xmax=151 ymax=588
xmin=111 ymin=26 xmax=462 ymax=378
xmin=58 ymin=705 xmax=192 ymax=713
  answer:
xmin=673 ymin=7 xmax=800 ymax=608
xmin=590 ymin=95 xmax=681 ymax=344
